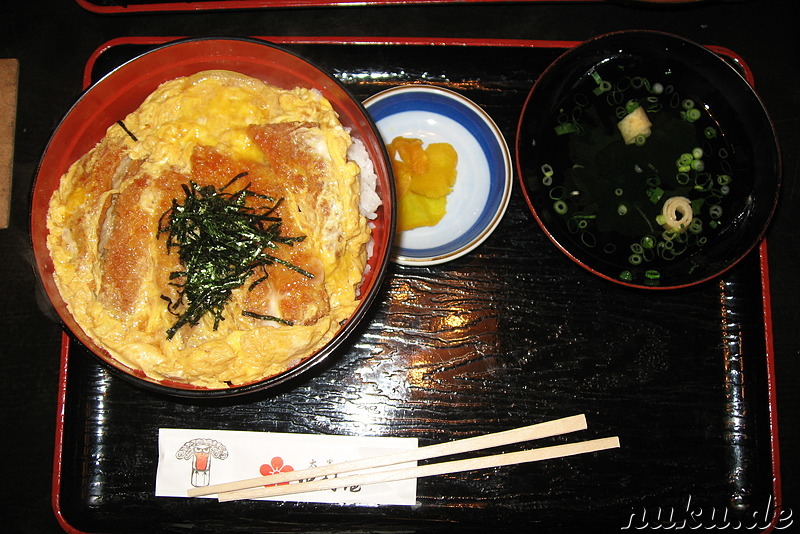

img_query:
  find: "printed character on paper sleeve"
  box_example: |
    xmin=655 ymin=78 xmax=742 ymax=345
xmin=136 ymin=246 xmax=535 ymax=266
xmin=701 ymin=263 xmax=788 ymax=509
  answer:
xmin=176 ymin=438 xmax=229 ymax=487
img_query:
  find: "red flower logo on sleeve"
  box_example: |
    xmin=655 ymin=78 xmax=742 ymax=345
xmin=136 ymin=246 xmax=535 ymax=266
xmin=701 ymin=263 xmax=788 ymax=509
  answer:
xmin=260 ymin=456 xmax=294 ymax=486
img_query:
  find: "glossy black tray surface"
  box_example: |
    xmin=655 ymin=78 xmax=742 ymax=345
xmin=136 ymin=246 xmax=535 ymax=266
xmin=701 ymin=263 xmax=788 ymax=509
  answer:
xmin=53 ymin=38 xmax=780 ymax=533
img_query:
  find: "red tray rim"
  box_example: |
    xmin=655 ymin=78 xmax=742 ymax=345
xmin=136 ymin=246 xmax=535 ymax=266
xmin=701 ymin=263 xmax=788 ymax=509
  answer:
xmin=50 ymin=35 xmax=782 ymax=534
xmin=75 ymin=0 xmax=594 ymax=15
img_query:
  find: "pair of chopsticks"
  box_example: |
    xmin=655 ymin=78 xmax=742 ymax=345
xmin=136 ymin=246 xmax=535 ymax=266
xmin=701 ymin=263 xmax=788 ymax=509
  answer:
xmin=188 ymin=414 xmax=619 ymax=502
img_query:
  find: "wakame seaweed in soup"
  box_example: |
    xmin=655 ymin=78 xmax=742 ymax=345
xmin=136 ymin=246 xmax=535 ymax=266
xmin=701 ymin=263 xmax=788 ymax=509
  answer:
xmin=537 ymin=65 xmax=736 ymax=285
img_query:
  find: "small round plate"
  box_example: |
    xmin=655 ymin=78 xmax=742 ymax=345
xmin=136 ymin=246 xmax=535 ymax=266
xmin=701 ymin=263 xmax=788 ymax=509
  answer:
xmin=364 ymin=85 xmax=512 ymax=266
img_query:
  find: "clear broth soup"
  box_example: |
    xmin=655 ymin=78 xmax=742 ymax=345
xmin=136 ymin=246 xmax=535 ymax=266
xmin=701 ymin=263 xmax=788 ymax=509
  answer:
xmin=535 ymin=64 xmax=737 ymax=285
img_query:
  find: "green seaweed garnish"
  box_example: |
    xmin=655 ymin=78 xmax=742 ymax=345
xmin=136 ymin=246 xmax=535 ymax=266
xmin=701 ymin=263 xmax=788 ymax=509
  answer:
xmin=158 ymin=172 xmax=311 ymax=339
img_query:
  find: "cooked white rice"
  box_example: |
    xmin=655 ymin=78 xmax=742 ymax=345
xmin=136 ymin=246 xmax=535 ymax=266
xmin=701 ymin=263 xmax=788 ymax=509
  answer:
xmin=349 ymin=137 xmax=382 ymax=220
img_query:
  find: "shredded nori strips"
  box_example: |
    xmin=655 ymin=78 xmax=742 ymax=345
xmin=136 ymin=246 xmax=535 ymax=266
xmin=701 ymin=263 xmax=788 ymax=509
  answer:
xmin=158 ymin=172 xmax=310 ymax=339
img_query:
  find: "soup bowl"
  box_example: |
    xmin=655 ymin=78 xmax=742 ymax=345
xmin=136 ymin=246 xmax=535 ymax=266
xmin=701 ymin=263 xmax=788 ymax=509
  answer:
xmin=516 ymin=30 xmax=780 ymax=289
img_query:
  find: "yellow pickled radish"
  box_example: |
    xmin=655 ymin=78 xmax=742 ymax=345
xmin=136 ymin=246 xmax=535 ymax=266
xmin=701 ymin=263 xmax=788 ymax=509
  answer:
xmin=409 ymin=143 xmax=458 ymax=198
xmin=388 ymin=136 xmax=458 ymax=232
xmin=392 ymin=136 xmax=428 ymax=175
xmin=397 ymin=192 xmax=447 ymax=232
xmin=392 ymin=158 xmax=413 ymax=196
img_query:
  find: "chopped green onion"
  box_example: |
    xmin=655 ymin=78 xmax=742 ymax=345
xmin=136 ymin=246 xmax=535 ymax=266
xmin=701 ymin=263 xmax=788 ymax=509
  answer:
xmin=593 ymin=80 xmax=612 ymax=95
xmin=553 ymin=200 xmax=568 ymax=214
xmin=646 ymin=175 xmax=661 ymax=187
xmin=606 ymin=89 xmax=623 ymax=105
xmin=617 ymin=204 xmax=628 ymax=216
xmin=648 ymin=187 xmax=664 ymax=203
xmin=677 ymin=153 xmax=694 ymax=167
xmin=704 ymin=126 xmax=717 ymax=139
xmin=620 ymin=270 xmax=633 ymax=281
xmin=645 ymin=270 xmax=661 ymax=280
xmin=644 ymin=96 xmax=662 ymax=112
xmin=693 ymin=174 xmax=713 ymax=191
xmin=567 ymin=218 xmax=580 ymax=233
xmin=554 ymin=122 xmax=580 ymax=135
xmin=662 ymin=250 xmax=677 ymax=261
xmin=682 ymin=98 xmax=695 ymax=109
xmin=548 ymin=186 xmax=566 ymax=200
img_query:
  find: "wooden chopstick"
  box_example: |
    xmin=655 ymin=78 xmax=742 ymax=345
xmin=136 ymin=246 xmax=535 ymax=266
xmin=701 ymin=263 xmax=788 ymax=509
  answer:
xmin=218 ymin=436 xmax=620 ymax=502
xmin=187 ymin=414 xmax=591 ymax=499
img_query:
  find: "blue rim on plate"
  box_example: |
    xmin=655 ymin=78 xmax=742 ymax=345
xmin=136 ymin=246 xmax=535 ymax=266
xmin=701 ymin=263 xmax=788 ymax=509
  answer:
xmin=364 ymin=85 xmax=512 ymax=265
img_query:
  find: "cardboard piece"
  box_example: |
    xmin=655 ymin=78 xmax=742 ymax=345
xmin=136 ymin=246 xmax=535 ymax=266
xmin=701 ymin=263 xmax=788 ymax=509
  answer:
xmin=0 ymin=59 xmax=19 ymax=229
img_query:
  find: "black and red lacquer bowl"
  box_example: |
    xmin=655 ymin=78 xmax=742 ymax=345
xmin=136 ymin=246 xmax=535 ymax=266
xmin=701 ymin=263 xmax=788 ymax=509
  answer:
xmin=30 ymin=37 xmax=396 ymax=398
xmin=516 ymin=30 xmax=780 ymax=289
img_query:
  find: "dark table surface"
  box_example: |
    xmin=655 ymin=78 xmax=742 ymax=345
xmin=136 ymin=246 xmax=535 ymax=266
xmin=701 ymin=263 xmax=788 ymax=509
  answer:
xmin=2 ymin=1 xmax=799 ymax=533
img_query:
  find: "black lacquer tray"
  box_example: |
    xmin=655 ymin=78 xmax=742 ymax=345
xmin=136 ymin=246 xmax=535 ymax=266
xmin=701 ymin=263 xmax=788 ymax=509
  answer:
xmin=52 ymin=37 xmax=782 ymax=533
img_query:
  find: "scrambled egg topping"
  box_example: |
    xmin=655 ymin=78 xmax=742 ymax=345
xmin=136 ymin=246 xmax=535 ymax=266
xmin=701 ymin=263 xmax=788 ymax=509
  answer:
xmin=46 ymin=70 xmax=372 ymax=388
